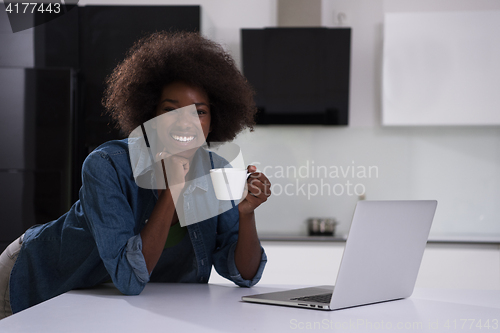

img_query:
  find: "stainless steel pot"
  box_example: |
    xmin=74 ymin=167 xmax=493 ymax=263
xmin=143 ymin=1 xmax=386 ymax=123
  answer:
xmin=307 ymin=218 xmax=338 ymax=236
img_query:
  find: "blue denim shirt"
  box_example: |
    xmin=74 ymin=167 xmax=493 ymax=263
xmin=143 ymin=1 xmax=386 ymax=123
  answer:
xmin=9 ymin=139 xmax=267 ymax=314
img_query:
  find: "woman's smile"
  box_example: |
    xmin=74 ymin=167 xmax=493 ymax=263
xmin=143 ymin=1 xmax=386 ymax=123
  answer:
xmin=171 ymin=134 xmax=196 ymax=143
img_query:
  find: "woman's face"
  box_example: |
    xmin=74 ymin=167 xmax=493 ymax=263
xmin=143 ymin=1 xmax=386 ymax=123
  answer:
xmin=154 ymin=81 xmax=211 ymax=159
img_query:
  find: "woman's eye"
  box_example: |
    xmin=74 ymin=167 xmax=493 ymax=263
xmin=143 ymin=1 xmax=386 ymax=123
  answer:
xmin=197 ymin=110 xmax=206 ymax=115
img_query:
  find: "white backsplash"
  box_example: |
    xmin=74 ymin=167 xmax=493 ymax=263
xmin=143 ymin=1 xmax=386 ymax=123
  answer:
xmin=233 ymin=126 xmax=500 ymax=238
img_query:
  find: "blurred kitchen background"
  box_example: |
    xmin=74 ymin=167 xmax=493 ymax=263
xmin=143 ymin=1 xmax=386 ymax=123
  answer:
xmin=1 ymin=0 xmax=500 ymax=252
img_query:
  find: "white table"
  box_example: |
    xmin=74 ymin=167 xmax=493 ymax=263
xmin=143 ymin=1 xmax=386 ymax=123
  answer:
xmin=0 ymin=283 xmax=498 ymax=332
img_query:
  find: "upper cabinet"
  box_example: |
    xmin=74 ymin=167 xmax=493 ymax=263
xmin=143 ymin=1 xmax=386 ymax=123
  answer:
xmin=382 ymin=11 xmax=500 ymax=126
xmin=242 ymin=27 xmax=351 ymax=125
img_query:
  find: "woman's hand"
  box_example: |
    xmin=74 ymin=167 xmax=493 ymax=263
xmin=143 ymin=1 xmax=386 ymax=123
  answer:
xmin=155 ymin=151 xmax=190 ymax=198
xmin=238 ymin=165 xmax=271 ymax=217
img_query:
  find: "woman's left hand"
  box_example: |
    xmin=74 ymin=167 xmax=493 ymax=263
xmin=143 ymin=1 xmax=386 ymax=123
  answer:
xmin=238 ymin=165 xmax=271 ymax=216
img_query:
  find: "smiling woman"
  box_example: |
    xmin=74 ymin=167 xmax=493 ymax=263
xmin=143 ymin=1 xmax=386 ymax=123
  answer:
xmin=0 ymin=31 xmax=271 ymax=319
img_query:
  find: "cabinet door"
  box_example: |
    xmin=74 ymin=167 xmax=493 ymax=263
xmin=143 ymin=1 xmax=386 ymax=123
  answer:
xmin=0 ymin=68 xmax=73 ymax=247
xmin=383 ymin=11 xmax=500 ymax=125
xmin=209 ymin=241 xmax=346 ymax=285
xmin=417 ymin=243 xmax=500 ymax=290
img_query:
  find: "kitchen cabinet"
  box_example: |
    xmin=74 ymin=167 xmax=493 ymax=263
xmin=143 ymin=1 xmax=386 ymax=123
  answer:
xmin=383 ymin=11 xmax=500 ymax=125
xmin=209 ymin=241 xmax=500 ymax=290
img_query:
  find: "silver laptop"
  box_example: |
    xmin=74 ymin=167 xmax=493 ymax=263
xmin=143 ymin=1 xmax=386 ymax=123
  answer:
xmin=242 ymin=200 xmax=437 ymax=311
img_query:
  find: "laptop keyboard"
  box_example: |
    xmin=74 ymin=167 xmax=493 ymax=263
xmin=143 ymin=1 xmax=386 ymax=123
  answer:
xmin=290 ymin=293 xmax=332 ymax=303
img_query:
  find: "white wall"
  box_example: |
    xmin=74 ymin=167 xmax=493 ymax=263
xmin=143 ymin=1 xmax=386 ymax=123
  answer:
xmin=77 ymin=0 xmax=500 ymax=239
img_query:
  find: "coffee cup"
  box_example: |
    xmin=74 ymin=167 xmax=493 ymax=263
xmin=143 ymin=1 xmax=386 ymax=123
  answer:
xmin=209 ymin=168 xmax=248 ymax=200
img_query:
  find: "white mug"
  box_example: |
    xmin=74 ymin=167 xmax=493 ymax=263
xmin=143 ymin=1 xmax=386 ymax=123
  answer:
xmin=209 ymin=168 xmax=248 ymax=200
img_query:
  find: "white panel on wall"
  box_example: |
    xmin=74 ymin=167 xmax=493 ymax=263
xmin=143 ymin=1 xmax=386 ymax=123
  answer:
xmin=383 ymin=11 xmax=500 ymax=125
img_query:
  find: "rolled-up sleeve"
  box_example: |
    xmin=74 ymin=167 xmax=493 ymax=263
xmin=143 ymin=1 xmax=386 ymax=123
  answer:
xmin=125 ymin=234 xmax=150 ymax=284
xmin=226 ymin=241 xmax=267 ymax=287
xmin=80 ymin=151 xmax=149 ymax=295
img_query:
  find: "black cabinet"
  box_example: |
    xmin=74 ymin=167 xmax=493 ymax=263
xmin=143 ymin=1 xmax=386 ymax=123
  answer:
xmin=0 ymin=68 xmax=74 ymax=250
xmin=242 ymin=27 xmax=351 ymax=125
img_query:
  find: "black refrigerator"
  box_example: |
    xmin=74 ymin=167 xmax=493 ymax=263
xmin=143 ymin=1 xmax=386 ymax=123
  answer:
xmin=0 ymin=68 xmax=74 ymax=251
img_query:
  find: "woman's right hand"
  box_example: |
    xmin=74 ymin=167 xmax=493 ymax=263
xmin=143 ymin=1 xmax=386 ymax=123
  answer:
xmin=155 ymin=152 xmax=190 ymax=198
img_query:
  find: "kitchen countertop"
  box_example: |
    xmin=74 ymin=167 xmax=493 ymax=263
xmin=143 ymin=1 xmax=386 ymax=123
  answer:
xmin=259 ymin=233 xmax=500 ymax=245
